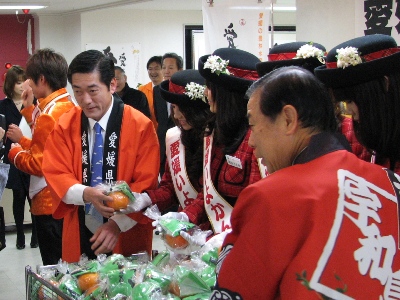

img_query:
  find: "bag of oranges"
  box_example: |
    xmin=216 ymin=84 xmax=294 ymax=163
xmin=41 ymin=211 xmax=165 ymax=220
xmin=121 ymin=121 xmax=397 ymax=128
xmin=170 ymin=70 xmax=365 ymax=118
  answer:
xmin=97 ymin=180 xmax=136 ymax=211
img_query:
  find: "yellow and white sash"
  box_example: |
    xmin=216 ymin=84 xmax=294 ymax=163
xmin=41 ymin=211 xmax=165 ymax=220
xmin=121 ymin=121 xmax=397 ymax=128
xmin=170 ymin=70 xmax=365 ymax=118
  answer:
xmin=203 ymin=133 xmax=233 ymax=234
xmin=166 ymin=127 xmax=198 ymax=209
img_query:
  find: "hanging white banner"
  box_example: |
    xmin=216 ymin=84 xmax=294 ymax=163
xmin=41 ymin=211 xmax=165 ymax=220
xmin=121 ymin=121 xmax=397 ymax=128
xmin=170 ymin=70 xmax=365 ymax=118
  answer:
xmin=202 ymin=0 xmax=271 ymax=61
xmin=85 ymin=43 xmax=141 ymax=89
xmin=355 ymin=0 xmax=400 ymax=44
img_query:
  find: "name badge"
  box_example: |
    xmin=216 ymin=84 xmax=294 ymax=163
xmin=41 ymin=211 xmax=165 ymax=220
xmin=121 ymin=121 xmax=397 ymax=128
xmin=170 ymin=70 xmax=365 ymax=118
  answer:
xmin=225 ymin=155 xmax=242 ymax=169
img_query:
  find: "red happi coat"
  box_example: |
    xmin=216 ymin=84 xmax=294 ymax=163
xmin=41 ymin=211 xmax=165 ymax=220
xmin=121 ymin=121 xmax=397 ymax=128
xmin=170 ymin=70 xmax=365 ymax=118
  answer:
xmin=43 ymin=105 xmax=159 ymax=263
xmin=213 ymin=144 xmax=400 ymax=299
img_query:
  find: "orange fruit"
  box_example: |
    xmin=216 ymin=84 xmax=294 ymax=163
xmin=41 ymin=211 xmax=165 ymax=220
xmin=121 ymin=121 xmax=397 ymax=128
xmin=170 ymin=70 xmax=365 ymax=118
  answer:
xmin=77 ymin=273 xmax=99 ymax=292
xmin=164 ymin=234 xmax=189 ymax=249
xmin=38 ymin=280 xmax=59 ymax=299
xmin=84 ymin=284 xmax=100 ymax=296
xmin=106 ymin=191 xmax=129 ymax=210
xmin=169 ymin=281 xmax=181 ymax=296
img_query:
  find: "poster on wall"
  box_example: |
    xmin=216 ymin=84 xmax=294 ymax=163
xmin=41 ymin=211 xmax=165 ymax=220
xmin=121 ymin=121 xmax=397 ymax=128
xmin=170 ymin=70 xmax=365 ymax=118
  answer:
xmin=202 ymin=0 xmax=271 ymax=61
xmin=355 ymin=0 xmax=400 ymax=44
xmin=85 ymin=43 xmax=141 ymax=88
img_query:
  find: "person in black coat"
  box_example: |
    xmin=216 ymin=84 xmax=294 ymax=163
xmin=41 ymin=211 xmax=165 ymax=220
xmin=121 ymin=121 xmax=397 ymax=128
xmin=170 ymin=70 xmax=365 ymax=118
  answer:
xmin=114 ymin=66 xmax=151 ymax=118
xmin=0 ymin=65 xmax=38 ymax=250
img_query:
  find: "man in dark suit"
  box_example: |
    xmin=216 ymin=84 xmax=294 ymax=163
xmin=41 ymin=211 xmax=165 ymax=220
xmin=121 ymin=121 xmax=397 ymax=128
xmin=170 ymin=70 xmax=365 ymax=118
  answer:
xmin=114 ymin=66 xmax=151 ymax=118
xmin=154 ymin=53 xmax=183 ymax=177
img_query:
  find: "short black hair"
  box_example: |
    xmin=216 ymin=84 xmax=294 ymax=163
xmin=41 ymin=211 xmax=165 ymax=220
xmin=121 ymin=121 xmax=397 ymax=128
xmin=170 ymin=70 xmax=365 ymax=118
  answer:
xmin=146 ymin=56 xmax=162 ymax=69
xmin=162 ymin=53 xmax=183 ymax=70
xmin=248 ymin=66 xmax=337 ymax=133
xmin=68 ymin=50 xmax=115 ymax=90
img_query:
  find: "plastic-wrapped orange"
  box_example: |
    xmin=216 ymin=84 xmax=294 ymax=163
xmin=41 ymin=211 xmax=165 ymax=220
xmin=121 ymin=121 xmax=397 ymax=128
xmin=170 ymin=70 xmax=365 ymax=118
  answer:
xmin=38 ymin=281 xmax=62 ymax=300
xmin=84 ymin=284 xmax=100 ymax=297
xmin=169 ymin=281 xmax=181 ymax=296
xmin=106 ymin=191 xmax=129 ymax=210
xmin=77 ymin=273 xmax=99 ymax=292
xmin=164 ymin=234 xmax=189 ymax=249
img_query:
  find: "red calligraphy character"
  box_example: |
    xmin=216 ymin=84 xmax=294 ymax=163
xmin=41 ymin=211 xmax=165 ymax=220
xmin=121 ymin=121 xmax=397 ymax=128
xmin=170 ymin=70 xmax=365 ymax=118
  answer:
xmin=259 ymin=12 xmax=264 ymax=19
xmin=175 ymin=174 xmax=186 ymax=191
xmin=205 ymin=184 xmax=213 ymax=204
xmin=211 ymin=202 xmax=225 ymax=221
xmin=183 ymin=191 xmax=193 ymax=207
xmin=170 ymin=140 xmax=180 ymax=158
xmin=221 ymin=220 xmax=231 ymax=232
xmin=258 ymin=20 xmax=263 ymax=26
xmin=171 ymin=156 xmax=181 ymax=175
xmin=258 ymin=28 xmax=263 ymax=34
xmin=204 ymin=147 xmax=210 ymax=165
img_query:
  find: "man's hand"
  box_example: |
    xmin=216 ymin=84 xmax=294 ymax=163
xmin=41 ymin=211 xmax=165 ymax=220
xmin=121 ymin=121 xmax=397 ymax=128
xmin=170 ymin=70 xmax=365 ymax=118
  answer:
xmin=83 ymin=186 xmax=115 ymax=218
xmin=90 ymin=219 xmax=121 ymax=255
xmin=21 ymin=79 xmax=34 ymax=108
xmin=6 ymin=124 xmax=23 ymax=143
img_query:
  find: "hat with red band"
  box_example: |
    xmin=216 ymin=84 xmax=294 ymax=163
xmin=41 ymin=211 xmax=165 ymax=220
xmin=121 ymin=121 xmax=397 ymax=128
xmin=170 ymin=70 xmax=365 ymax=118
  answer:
xmin=159 ymin=69 xmax=209 ymax=109
xmin=198 ymin=47 xmax=260 ymax=93
xmin=256 ymin=41 xmax=326 ymax=77
xmin=314 ymin=34 xmax=400 ymax=89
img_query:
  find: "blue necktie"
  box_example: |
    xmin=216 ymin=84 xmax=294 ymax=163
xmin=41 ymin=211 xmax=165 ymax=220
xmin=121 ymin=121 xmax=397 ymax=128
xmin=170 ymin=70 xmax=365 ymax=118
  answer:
xmin=85 ymin=122 xmax=104 ymax=228
xmin=90 ymin=122 xmax=103 ymax=187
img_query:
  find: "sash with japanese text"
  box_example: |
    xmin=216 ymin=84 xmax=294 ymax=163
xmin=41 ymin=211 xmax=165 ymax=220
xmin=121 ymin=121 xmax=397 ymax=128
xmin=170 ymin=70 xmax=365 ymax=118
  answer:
xmin=166 ymin=127 xmax=198 ymax=209
xmin=203 ymin=133 xmax=233 ymax=234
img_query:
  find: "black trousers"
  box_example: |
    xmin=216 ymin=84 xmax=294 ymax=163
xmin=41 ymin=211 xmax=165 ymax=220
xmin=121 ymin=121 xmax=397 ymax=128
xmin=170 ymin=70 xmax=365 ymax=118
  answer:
xmin=12 ymin=188 xmax=38 ymax=244
xmin=35 ymin=214 xmax=63 ymax=265
xmin=0 ymin=206 xmax=5 ymax=248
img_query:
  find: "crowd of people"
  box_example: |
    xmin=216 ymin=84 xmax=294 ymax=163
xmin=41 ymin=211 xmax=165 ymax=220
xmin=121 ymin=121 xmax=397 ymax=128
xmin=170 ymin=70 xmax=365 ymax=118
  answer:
xmin=0 ymin=33 xmax=399 ymax=299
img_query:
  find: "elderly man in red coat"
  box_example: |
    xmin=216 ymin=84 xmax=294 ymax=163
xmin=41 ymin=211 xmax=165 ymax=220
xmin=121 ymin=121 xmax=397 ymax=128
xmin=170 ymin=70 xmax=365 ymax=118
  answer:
xmin=43 ymin=50 xmax=159 ymax=263
xmin=211 ymin=66 xmax=400 ymax=299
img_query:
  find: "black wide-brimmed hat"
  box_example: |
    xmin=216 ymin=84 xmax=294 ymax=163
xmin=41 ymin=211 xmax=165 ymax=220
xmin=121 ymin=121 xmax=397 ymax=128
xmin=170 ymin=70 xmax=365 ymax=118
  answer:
xmin=256 ymin=42 xmax=326 ymax=76
xmin=198 ymin=48 xmax=260 ymax=93
xmin=159 ymin=69 xmax=209 ymax=109
xmin=314 ymin=34 xmax=400 ymax=89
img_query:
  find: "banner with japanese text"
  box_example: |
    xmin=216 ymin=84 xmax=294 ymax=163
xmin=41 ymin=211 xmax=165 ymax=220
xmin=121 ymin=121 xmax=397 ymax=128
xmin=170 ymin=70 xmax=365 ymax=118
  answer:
xmin=356 ymin=0 xmax=400 ymax=44
xmin=202 ymin=0 xmax=271 ymax=61
xmin=85 ymin=43 xmax=141 ymax=89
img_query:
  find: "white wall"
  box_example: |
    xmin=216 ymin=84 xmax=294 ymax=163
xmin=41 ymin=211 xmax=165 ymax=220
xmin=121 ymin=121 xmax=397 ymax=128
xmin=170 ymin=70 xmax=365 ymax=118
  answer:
xmin=296 ymin=0 xmax=356 ymax=51
xmin=34 ymin=9 xmax=202 ymax=87
xmin=81 ymin=9 xmax=202 ymax=85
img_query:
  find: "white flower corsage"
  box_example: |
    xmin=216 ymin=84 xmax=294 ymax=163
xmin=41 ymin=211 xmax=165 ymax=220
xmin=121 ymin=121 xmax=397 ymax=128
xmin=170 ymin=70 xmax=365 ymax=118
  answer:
xmin=336 ymin=47 xmax=362 ymax=69
xmin=203 ymin=55 xmax=231 ymax=76
xmin=185 ymin=82 xmax=207 ymax=103
xmin=294 ymin=43 xmax=325 ymax=60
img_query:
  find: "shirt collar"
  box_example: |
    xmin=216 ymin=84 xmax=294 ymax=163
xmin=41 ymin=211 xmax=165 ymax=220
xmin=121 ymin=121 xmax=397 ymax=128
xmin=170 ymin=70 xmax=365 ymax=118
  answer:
xmin=293 ymin=131 xmax=350 ymax=165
